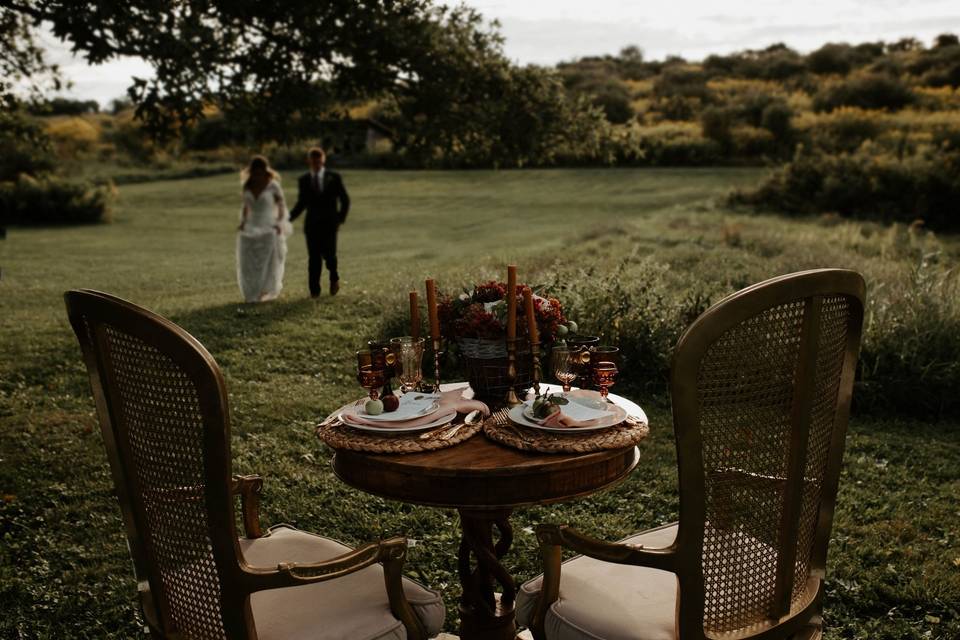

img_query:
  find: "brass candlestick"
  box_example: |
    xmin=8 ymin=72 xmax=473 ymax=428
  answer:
xmin=431 ymin=337 xmax=443 ymax=394
xmin=531 ymin=339 xmax=542 ymax=398
xmin=504 ymin=336 xmax=522 ymax=407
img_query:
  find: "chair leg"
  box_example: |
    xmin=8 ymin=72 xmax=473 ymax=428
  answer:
xmin=792 ymin=624 xmax=822 ymax=640
xmin=531 ymin=525 xmax=564 ymax=640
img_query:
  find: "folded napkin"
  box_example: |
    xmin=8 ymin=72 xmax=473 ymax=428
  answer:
xmin=537 ymin=396 xmax=627 ymax=429
xmin=539 ymin=412 xmax=600 ymax=429
xmin=341 ymin=389 xmax=490 ymax=429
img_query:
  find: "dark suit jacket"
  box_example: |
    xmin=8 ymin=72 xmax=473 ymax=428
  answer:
xmin=288 ymin=170 xmax=350 ymax=233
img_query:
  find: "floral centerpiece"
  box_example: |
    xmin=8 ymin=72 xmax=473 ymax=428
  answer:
xmin=438 ymin=280 xmax=574 ymax=398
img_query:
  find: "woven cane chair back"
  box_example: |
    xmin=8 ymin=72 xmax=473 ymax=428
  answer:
xmin=670 ymin=270 xmax=865 ymax=639
xmin=65 ymin=290 xmax=241 ymax=639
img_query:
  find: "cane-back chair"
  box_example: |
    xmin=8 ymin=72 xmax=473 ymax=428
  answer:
xmin=65 ymin=289 xmax=444 ymax=640
xmin=517 ymin=269 xmax=866 ymax=640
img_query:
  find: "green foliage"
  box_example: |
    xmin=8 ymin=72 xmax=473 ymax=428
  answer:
xmin=859 ymin=252 xmax=960 ymax=416
xmin=653 ymin=66 xmax=712 ymax=120
xmin=0 ymin=9 xmax=62 ymax=106
xmin=760 ymin=101 xmax=794 ymax=142
xmin=0 ymin=111 xmax=54 ymax=181
xmin=700 ymin=106 xmax=734 ymax=149
xmin=813 ymin=73 xmax=916 ymax=112
xmin=27 ymin=97 xmax=100 ymax=116
xmin=383 ymin=7 xmax=610 ymax=168
xmin=703 ymin=44 xmax=806 ymax=81
xmin=730 ymin=145 xmax=960 ymax=231
xmin=585 ymin=79 xmax=634 ymax=124
xmin=807 ymin=43 xmax=863 ymax=75
xmin=622 ymin=123 xmax=722 ymax=165
xmin=0 ymin=175 xmax=114 ymax=225
xmin=3 ymin=1 xmax=493 ymax=142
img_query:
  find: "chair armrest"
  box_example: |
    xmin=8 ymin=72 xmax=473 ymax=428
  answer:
xmin=241 ymin=536 xmax=428 ymax=640
xmin=231 ymin=474 xmax=264 ymax=539
xmin=538 ymin=523 xmax=678 ymax=570
xmin=529 ymin=523 xmax=678 ymax=640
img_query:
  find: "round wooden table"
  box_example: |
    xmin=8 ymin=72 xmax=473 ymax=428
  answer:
xmin=331 ymin=383 xmax=646 ymax=640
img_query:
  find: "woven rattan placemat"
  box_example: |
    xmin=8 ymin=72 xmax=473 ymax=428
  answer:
xmin=482 ymin=409 xmax=649 ymax=453
xmin=316 ymin=418 xmax=482 ymax=454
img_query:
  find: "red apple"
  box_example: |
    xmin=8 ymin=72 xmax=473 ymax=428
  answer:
xmin=382 ymin=394 xmax=400 ymax=412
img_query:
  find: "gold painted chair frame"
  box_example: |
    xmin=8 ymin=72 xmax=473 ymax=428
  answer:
xmin=65 ymin=289 xmax=429 ymax=640
xmin=530 ymin=269 xmax=866 ymax=640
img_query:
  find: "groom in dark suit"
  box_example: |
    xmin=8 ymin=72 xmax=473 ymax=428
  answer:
xmin=289 ymin=147 xmax=350 ymax=297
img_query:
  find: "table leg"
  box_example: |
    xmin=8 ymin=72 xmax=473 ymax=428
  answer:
xmin=457 ymin=508 xmax=518 ymax=640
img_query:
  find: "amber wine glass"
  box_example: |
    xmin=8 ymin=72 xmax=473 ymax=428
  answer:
xmin=356 ymin=350 xmax=385 ymax=400
xmin=592 ymin=361 xmax=618 ymax=402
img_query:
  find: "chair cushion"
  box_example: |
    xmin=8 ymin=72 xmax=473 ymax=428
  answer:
xmin=240 ymin=524 xmax=445 ymax=640
xmin=516 ymin=523 xmax=678 ymax=640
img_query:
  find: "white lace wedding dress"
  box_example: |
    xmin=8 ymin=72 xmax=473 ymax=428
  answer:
xmin=237 ymin=180 xmax=293 ymax=302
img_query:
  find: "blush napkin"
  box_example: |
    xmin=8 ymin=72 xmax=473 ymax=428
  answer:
xmin=341 ymin=389 xmax=490 ymax=429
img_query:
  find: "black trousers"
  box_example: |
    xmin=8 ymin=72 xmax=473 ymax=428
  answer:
xmin=306 ymin=229 xmax=338 ymax=295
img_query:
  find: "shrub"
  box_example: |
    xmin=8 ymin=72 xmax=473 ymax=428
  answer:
xmin=730 ymin=125 xmax=775 ymax=156
xmin=729 ymin=145 xmax=960 ymax=230
xmin=0 ymin=175 xmax=114 ymax=225
xmin=627 ymin=123 xmax=723 ymax=165
xmin=0 ymin=112 xmax=54 ymax=181
xmin=700 ymin=106 xmax=733 ymax=149
xmin=760 ymin=102 xmax=793 ymax=142
xmin=813 ymin=73 xmax=915 ymax=112
xmin=44 ymin=117 xmax=101 ymax=156
xmin=858 ymin=254 xmax=960 ymax=417
xmin=591 ymin=86 xmax=634 ymax=124
xmin=801 ymin=108 xmax=884 ymax=153
xmin=807 ymin=43 xmax=855 ymax=75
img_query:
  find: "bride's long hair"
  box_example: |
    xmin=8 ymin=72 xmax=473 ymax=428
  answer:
xmin=241 ymin=155 xmax=280 ymax=191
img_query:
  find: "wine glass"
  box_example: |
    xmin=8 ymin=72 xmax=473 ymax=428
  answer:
xmin=551 ymin=347 xmax=579 ymax=393
xmin=356 ymin=350 xmax=385 ymax=400
xmin=390 ymin=336 xmax=425 ymax=393
xmin=592 ymin=361 xmax=618 ymax=402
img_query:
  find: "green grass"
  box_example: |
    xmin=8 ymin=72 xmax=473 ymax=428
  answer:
xmin=1 ymin=168 xmax=958 ymax=638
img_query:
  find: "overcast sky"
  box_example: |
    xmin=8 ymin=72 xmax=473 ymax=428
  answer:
xmin=40 ymin=0 xmax=960 ymax=106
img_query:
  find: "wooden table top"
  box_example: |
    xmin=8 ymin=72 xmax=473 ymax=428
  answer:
xmin=331 ymin=383 xmax=646 ymax=510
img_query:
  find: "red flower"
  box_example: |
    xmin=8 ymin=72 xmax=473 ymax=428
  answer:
xmin=440 ymin=281 xmax=568 ymax=344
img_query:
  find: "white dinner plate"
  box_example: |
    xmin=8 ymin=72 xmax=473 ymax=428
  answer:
xmin=341 ymin=409 xmax=457 ymax=434
xmin=509 ymin=401 xmax=627 ymax=433
xmin=358 ymin=392 xmax=440 ymax=422
xmin=522 ymin=396 xmax=610 ymax=423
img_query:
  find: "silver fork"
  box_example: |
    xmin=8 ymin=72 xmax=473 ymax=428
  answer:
xmin=492 ymin=408 xmax=535 ymax=444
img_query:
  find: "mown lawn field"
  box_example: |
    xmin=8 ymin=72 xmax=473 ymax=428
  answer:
xmin=1 ymin=168 xmax=957 ymax=638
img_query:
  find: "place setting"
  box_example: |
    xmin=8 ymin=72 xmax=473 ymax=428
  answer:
xmin=317 ymin=329 xmax=492 ymax=454
xmin=483 ymin=330 xmax=649 ymax=454
xmin=317 ymin=265 xmax=648 ymax=456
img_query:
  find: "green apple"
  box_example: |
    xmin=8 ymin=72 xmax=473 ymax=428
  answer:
xmin=556 ymin=324 xmax=569 ymax=336
xmin=365 ymin=399 xmax=384 ymax=415
xmin=567 ymin=320 xmax=579 ymax=334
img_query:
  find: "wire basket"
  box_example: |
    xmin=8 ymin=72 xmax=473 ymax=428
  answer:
xmin=458 ymin=338 xmax=533 ymax=400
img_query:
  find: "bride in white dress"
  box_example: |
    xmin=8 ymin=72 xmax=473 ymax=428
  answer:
xmin=237 ymin=156 xmax=293 ymax=302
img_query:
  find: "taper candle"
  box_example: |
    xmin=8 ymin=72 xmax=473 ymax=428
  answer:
xmin=506 ymin=265 xmax=517 ymax=340
xmin=425 ymin=279 xmax=440 ymax=341
xmin=523 ymin=286 xmax=538 ymax=343
xmin=409 ymin=291 xmax=420 ymax=340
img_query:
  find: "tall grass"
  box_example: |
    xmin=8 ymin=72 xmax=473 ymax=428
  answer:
xmin=382 ymin=212 xmax=960 ymax=419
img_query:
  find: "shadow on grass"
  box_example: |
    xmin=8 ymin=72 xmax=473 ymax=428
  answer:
xmin=170 ymin=297 xmax=318 ymax=357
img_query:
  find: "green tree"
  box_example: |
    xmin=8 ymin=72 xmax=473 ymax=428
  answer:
xmin=1 ymin=1 xmax=457 ymax=140
xmin=384 ymin=7 xmax=608 ymax=167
